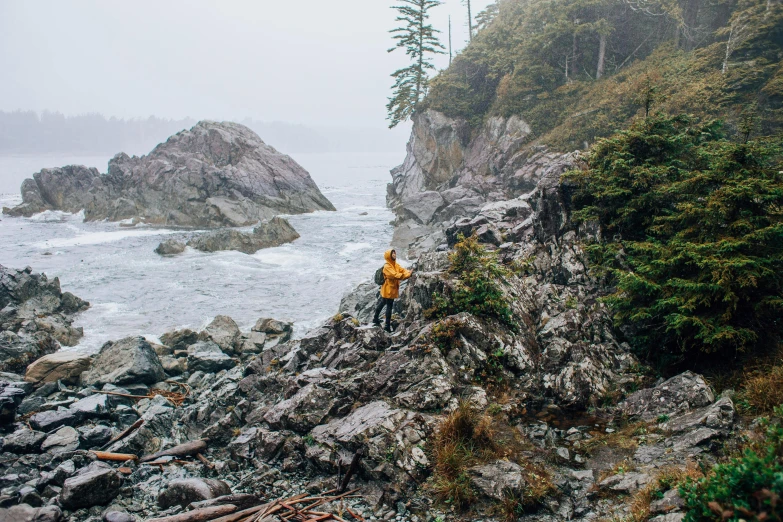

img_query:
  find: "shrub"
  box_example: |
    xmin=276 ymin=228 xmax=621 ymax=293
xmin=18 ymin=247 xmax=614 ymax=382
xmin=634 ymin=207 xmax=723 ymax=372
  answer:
xmin=566 ymin=114 xmax=783 ymax=367
xmin=429 ymin=317 xmax=465 ymax=356
xmin=428 ymin=234 xmax=516 ymax=329
xmin=680 ymin=405 xmax=783 ymax=522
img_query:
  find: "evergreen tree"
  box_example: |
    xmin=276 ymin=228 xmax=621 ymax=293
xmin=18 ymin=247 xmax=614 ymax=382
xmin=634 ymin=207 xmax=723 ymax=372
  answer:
xmin=566 ymin=114 xmax=783 ymax=367
xmin=387 ymin=0 xmax=446 ymax=128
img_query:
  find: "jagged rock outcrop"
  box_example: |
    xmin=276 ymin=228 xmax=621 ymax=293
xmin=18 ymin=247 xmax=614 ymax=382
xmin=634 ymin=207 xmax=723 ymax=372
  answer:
xmin=0 ymin=265 xmax=89 ymax=375
xmin=388 ymin=109 xmax=579 ymax=254
xmin=186 ymin=217 xmax=300 ymax=254
xmin=3 ymin=121 xmax=335 ymax=227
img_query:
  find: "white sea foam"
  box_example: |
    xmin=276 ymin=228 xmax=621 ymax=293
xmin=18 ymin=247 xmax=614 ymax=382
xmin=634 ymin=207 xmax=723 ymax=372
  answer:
xmin=339 ymin=242 xmax=372 ymax=256
xmin=35 ymin=228 xmax=178 ymax=248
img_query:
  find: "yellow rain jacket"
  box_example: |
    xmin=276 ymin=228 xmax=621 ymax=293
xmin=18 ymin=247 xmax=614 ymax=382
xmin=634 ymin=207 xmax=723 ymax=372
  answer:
xmin=380 ymin=249 xmax=412 ymax=299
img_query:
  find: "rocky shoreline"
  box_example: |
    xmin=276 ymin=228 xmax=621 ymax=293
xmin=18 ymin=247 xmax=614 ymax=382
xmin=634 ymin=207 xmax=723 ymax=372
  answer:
xmin=0 ymin=111 xmax=753 ymax=522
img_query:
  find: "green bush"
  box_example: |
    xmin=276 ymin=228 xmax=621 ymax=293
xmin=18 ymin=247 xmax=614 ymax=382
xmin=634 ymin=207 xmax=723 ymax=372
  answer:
xmin=680 ymin=405 xmax=783 ymax=522
xmin=566 ymin=114 xmax=783 ymax=365
xmin=428 ymin=234 xmax=516 ymax=329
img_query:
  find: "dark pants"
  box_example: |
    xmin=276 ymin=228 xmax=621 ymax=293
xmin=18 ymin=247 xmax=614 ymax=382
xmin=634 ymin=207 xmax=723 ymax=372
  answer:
xmin=373 ymin=297 xmax=394 ymax=328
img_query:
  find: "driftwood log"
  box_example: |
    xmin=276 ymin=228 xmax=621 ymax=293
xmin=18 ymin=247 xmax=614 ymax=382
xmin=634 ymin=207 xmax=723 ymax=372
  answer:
xmin=189 ymin=494 xmax=263 ymax=511
xmin=146 ymin=504 xmax=236 ymax=522
xmin=89 ymin=451 xmax=138 ymax=462
xmin=139 ymin=439 xmax=208 ymax=463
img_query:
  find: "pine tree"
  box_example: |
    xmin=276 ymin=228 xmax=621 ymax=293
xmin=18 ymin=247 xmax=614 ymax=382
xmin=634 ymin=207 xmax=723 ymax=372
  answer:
xmin=387 ymin=0 xmax=445 ymax=128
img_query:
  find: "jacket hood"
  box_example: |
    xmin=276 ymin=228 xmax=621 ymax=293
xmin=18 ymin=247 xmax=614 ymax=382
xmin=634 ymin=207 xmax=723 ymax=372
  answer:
xmin=384 ymin=249 xmax=395 ymax=264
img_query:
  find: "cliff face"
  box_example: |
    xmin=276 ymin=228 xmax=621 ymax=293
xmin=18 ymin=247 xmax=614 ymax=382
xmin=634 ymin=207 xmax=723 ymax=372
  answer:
xmin=388 ymin=109 xmax=577 ymax=254
xmin=3 ymin=121 xmax=335 ymax=228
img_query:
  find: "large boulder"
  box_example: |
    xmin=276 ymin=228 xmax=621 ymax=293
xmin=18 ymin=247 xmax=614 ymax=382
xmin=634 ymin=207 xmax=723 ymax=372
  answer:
xmin=1 ymin=428 xmax=47 ymax=454
xmin=0 ymin=265 xmax=89 ymax=373
xmin=154 ymin=239 xmax=186 ymax=256
xmin=4 ymin=121 xmax=335 ymax=227
xmin=469 ymin=460 xmax=526 ymax=501
xmin=81 ymin=336 xmax=165 ymax=386
xmin=187 ymin=217 xmax=300 ymax=254
xmin=59 ymin=462 xmax=122 ymax=510
xmin=25 ymin=351 xmax=93 ymax=386
xmin=187 ymin=341 xmax=236 ymax=373
xmin=199 ymin=316 xmax=241 ymax=354
xmin=0 ymin=504 xmax=62 ymax=522
xmin=157 ymin=478 xmax=231 ymax=509
xmin=619 ymin=371 xmax=715 ymax=421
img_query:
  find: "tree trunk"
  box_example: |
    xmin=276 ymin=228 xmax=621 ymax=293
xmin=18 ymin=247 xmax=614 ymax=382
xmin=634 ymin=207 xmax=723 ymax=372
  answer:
xmin=569 ymin=29 xmax=579 ymax=80
xmin=467 ymin=0 xmax=473 ymax=41
xmin=596 ymin=33 xmax=607 ymax=79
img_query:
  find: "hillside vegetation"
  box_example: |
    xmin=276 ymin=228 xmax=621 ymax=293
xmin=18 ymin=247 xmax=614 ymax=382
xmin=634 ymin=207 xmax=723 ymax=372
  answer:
xmin=422 ymin=0 xmax=783 ymax=149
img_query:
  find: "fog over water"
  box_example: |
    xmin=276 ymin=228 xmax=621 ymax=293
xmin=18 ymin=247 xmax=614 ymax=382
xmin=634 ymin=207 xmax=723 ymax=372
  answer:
xmin=0 ymin=0 xmax=493 ymax=346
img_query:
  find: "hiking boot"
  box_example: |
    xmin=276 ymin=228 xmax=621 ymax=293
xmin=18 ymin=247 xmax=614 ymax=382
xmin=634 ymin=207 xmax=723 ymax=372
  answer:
xmin=384 ymin=325 xmax=393 ymax=333
xmin=372 ymin=319 xmax=382 ymax=327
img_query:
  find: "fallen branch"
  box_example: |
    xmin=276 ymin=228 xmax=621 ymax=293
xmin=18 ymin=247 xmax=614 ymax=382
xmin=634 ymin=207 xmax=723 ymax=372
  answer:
xmin=101 ymin=418 xmax=144 ymax=450
xmin=146 ymin=504 xmax=236 ymax=522
xmin=208 ymin=503 xmax=269 ymax=522
xmin=140 ymin=439 xmax=208 ymax=463
xmin=190 ymin=494 xmax=263 ymax=511
xmin=196 ymin=453 xmax=215 ymax=469
xmin=90 ymin=451 xmax=138 ymax=462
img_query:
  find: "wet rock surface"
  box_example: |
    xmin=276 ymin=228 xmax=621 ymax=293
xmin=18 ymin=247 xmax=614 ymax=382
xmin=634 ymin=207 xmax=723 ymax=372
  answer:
xmin=186 ymin=217 xmax=300 ymax=254
xmin=0 ymin=115 xmax=757 ymax=522
xmin=4 ymin=121 xmax=335 ymax=227
xmin=0 ymin=265 xmax=89 ymax=374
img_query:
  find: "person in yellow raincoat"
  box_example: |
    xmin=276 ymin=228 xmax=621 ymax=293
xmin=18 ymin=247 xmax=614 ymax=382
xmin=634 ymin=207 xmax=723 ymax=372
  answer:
xmin=372 ymin=249 xmax=412 ymax=332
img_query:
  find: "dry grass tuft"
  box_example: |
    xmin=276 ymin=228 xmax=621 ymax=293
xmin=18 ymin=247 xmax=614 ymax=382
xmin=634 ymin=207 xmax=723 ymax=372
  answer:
xmin=429 ymin=401 xmax=499 ymax=509
xmin=624 ymin=463 xmax=705 ymax=522
xmin=428 ymin=401 xmax=554 ymax=513
xmin=736 ymin=365 xmax=783 ymax=415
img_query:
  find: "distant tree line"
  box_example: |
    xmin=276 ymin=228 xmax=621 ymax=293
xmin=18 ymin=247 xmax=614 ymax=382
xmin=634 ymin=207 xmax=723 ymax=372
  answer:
xmin=0 ymin=111 xmax=196 ymax=155
xmin=0 ymin=111 xmax=406 ymax=156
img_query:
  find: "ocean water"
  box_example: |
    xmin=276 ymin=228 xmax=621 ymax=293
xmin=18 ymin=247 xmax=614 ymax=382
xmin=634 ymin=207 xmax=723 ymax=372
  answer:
xmin=0 ymin=152 xmax=402 ymax=352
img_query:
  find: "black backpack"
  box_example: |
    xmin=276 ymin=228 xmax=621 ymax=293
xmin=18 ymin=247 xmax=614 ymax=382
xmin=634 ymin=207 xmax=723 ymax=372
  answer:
xmin=374 ymin=267 xmax=385 ymax=286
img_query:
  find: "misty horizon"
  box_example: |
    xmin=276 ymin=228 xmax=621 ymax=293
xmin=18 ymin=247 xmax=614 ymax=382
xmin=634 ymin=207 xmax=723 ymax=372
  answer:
xmin=0 ymin=0 xmax=494 ymax=135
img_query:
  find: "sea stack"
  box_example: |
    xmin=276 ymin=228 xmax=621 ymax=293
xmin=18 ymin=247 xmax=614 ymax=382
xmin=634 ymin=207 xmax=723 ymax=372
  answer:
xmin=3 ymin=121 xmax=335 ymax=227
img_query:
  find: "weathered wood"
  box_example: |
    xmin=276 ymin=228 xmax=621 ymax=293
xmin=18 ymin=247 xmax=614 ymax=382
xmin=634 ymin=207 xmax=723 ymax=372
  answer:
xmin=101 ymin=418 xmax=143 ymax=450
xmin=208 ymin=503 xmax=270 ymax=522
xmin=139 ymin=439 xmax=208 ymax=463
xmin=189 ymin=494 xmax=262 ymax=511
xmin=90 ymin=451 xmax=139 ymax=462
xmin=145 ymin=504 xmax=236 ymax=522
xmin=338 ymin=449 xmax=363 ymax=493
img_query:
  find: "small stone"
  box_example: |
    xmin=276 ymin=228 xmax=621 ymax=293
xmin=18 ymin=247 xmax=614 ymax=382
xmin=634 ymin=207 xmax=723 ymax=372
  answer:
xmin=1 ymin=429 xmax=47 ymax=454
xmin=78 ymin=425 xmax=114 ymax=448
xmin=650 ymin=489 xmax=686 ymax=514
xmin=41 ymin=426 xmax=80 ymax=454
xmin=468 ymin=460 xmax=526 ymax=501
xmin=556 ymin=447 xmax=570 ymax=460
xmin=103 ymin=510 xmax=136 ymax=522
xmin=24 ymin=351 xmax=93 ymax=386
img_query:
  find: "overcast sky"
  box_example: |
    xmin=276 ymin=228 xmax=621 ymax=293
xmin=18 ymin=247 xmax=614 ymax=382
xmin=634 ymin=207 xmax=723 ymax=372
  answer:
xmin=0 ymin=0 xmax=493 ymax=131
